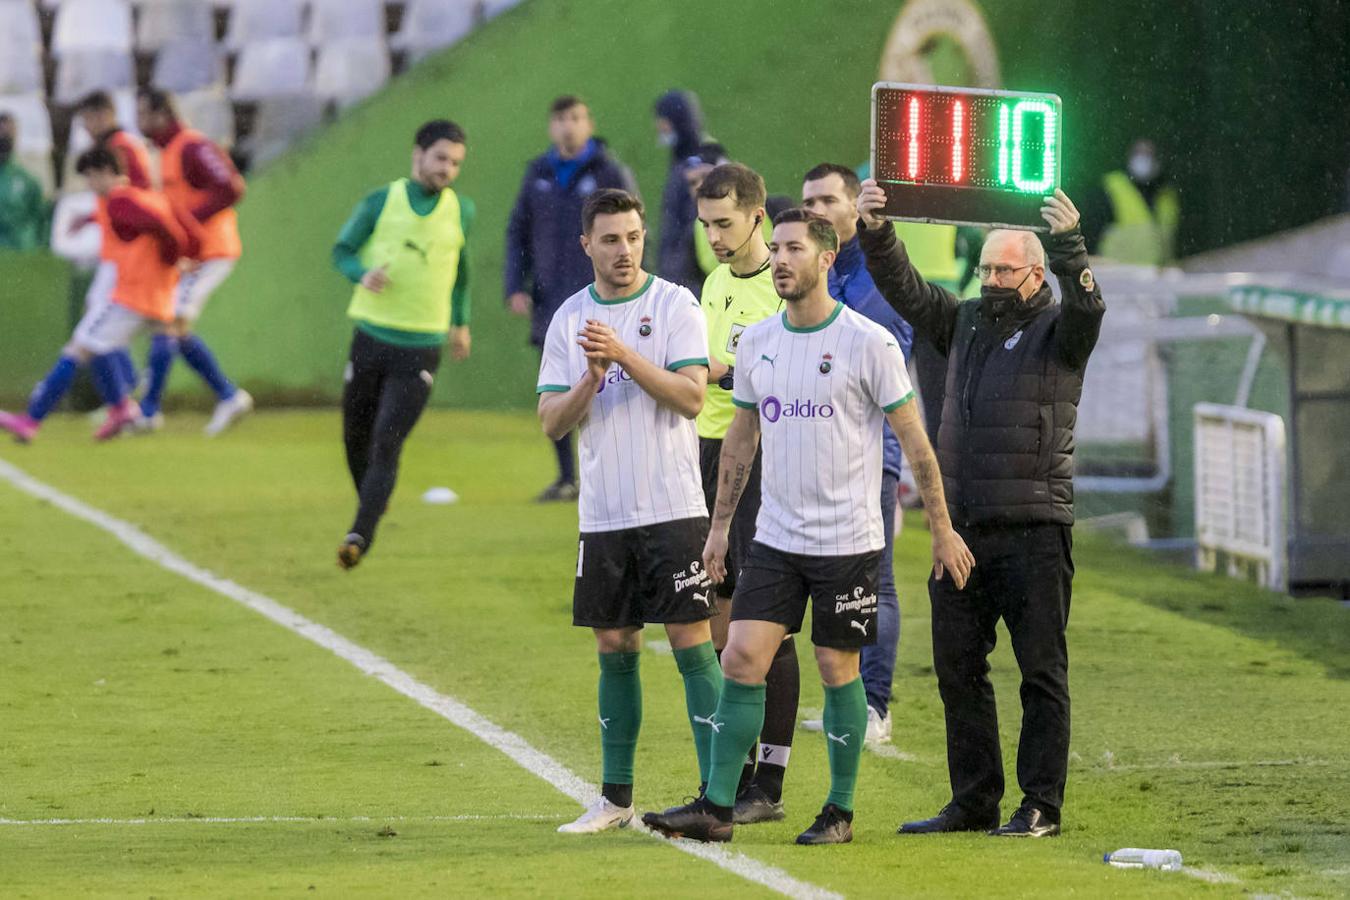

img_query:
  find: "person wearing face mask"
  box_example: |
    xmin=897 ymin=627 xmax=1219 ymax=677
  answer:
xmin=1081 ymin=138 xmax=1180 ymax=265
xmin=653 ymin=89 xmax=710 ymax=294
xmin=855 ymin=180 xmax=1105 ymax=839
xmin=0 ymin=113 xmax=49 ymax=251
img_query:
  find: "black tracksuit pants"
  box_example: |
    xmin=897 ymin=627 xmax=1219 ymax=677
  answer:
xmin=929 ymin=522 xmax=1073 ymax=822
xmin=341 ymin=329 xmax=441 ymax=544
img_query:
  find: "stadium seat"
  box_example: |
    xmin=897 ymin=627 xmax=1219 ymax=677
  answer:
xmin=0 ymin=2 xmax=43 ymax=94
xmin=49 ymin=189 xmax=102 ymax=265
xmin=391 ymin=0 xmax=477 ymax=62
xmin=0 ymin=93 xmax=54 ymax=154
xmin=0 ymin=51 xmax=42 ymax=97
xmin=153 ymin=37 xmax=227 ymax=93
xmin=224 ymin=0 xmax=304 ymax=51
xmin=53 ymin=49 xmax=135 ymax=105
xmin=314 ymin=38 xmax=390 ymax=109
xmin=176 ymin=85 xmax=234 ymax=147
xmin=52 ymin=0 xmax=134 ymax=56
xmin=230 ymin=37 xmax=312 ymax=101
xmin=0 ymin=1 xmax=43 ymax=51
xmin=240 ymin=93 xmax=322 ymax=167
xmin=307 ymin=0 xmax=385 ymax=45
xmin=136 ymin=0 xmax=216 ymax=53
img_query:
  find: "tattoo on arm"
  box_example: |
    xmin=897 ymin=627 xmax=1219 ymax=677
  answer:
xmin=908 ymin=448 xmax=952 ymax=529
xmin=891 ymin=407 xmax=954 ymax=529
xmin=715 ymin=461 xmax=748 ymax=521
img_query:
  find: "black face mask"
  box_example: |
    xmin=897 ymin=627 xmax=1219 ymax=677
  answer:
xmin=979 ymin=268 xmax=1034 ymax=319
xmin=0 ymin=135 xmax=12 ymax=163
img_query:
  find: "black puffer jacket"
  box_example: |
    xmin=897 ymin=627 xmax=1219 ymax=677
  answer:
xmin=858 ymin=221 xmax=1105 ymax=526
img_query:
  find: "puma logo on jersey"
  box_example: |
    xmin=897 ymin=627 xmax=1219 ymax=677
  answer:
xmin=850 ymin=619 xmax=869 ymax=636
xmin=693 ymin=715 xmax=723 ymax=733
xmin=827 ymin=732 xmax=850 ymax=747
xmin=760 ymin=353 xmax=777 ymax=367
xmin=692 ymin=591 xmax=710 ymax=607
xmin=598 ymin=716 xmax=611 ymax=730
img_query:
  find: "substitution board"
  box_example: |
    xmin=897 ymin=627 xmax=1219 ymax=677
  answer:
xmin=871 ymin=83 xmax=1063 ymax=231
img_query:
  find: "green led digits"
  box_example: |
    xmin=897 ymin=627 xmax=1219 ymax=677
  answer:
xmin=996 ymin=99 xmax=1057 ymax=193
xmin=1012 ymin=99 xmax=1055 ymax=192
xmin=998 ymin=103 xmax=1010 ymax=186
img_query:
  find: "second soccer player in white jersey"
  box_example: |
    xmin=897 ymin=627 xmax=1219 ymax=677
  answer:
xmin=537 ymin=189 xmax=724 ymax=835
xmin=645 ymin=208 xmax=974 ymax=845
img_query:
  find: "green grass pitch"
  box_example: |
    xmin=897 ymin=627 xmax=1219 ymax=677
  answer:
xmin=1 ymin=411 xmax=1347 ymax=898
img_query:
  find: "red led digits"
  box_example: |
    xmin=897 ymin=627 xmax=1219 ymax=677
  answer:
xmin=951 ymin=99 xmax=965 ymax=183
xmin=906 ymin=95 xmax=921 ymax=180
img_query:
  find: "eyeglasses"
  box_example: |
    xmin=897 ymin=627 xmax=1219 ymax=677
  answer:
xmin=976 ymin=263 xmax=1034 ymax=280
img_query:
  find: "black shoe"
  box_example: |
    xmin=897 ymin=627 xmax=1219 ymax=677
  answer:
xmin=642 ymin=796 xmax=733 ymax=843
xmin=535 ymin=480 xmax=579 ymax=502
xmin=733 ymin=784 xmax=785 ymax=825
xmin=337 ymin=533 xmax=368 ymax=570
xmin=898 ymin=803 xmax=1000 ymax=834
xmin=795 ymin=803 xmax=853 ymax=845
xmin=989 ymin=805 xmax=1060 ymax=837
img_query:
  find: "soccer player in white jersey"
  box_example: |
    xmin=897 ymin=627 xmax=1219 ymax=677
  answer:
xmin=537 ymin=189 xmax=723 ymax=834
xmin=645 ymin=209 xmax=974 ymax=845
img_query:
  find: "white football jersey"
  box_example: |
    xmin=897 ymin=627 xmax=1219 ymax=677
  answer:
xmin=538 ymin=274 xmax=710 ymax=533
xmin=732 ymin=302 xmax=914 ymax=555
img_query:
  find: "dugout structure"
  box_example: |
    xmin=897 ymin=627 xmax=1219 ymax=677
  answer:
xmin=1227 ymin=282 xmax=1350 ymax=596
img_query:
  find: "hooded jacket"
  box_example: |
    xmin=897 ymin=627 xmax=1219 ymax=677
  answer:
xmin=653 ymin=90 xmax=706 ymax=294
xmin=504 ymin=137 xmax=637 ymax=346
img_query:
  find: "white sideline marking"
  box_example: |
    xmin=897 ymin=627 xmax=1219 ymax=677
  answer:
xmin=0 ymin=459 xmax=840 ymax=900
xmin=0 ymin=814 xmax=562 ymax=827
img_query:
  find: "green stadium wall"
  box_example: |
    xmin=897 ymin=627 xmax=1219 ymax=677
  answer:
xmin=0 ymin=251 xmax=75 ymax=407
xmin=4 ymin=0 xmax=1343 ymax=419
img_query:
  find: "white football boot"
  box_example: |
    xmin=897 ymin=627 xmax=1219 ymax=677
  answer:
xmin=557 ymin=796 xmax=634 ymax=834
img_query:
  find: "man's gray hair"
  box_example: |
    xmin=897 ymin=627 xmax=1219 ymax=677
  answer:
xmin=989 ymin=228 xmax=1045 ymax=267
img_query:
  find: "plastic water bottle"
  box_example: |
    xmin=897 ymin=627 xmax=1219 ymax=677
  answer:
xmin=1104 ymin=848 xmax=1183 ymax=871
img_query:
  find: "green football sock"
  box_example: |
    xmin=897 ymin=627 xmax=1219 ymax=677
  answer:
xmin=704 ymin=679 xmax=766 ymax=808
xmin=598 ymin=652 xmax=642 ymax=787
xmin=673 ymin=641 xmax=723 ymax=784
xmin=822 ymin=677 xmax=868 ymax=812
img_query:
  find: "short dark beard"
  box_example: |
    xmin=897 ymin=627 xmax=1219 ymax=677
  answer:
xmin=775 ymin=268 xmax=818 ymax=303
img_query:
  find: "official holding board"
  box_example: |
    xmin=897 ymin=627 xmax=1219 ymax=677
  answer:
xmin=860 ymin=85 xmax=1105 ymax=838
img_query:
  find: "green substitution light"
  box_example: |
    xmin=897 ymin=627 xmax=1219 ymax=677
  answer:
xmin=998 ymin=99 xmax=1057 ymax=193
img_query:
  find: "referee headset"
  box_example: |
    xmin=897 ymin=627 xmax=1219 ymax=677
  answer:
xmin=717 ymin=213 xmax=763 ymax=260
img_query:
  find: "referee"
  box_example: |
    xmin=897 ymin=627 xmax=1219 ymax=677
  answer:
xmin=331 ymin=119 xmax=473 ymax=569
xmin=691 ymin=163 xmax=797 ymax=824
